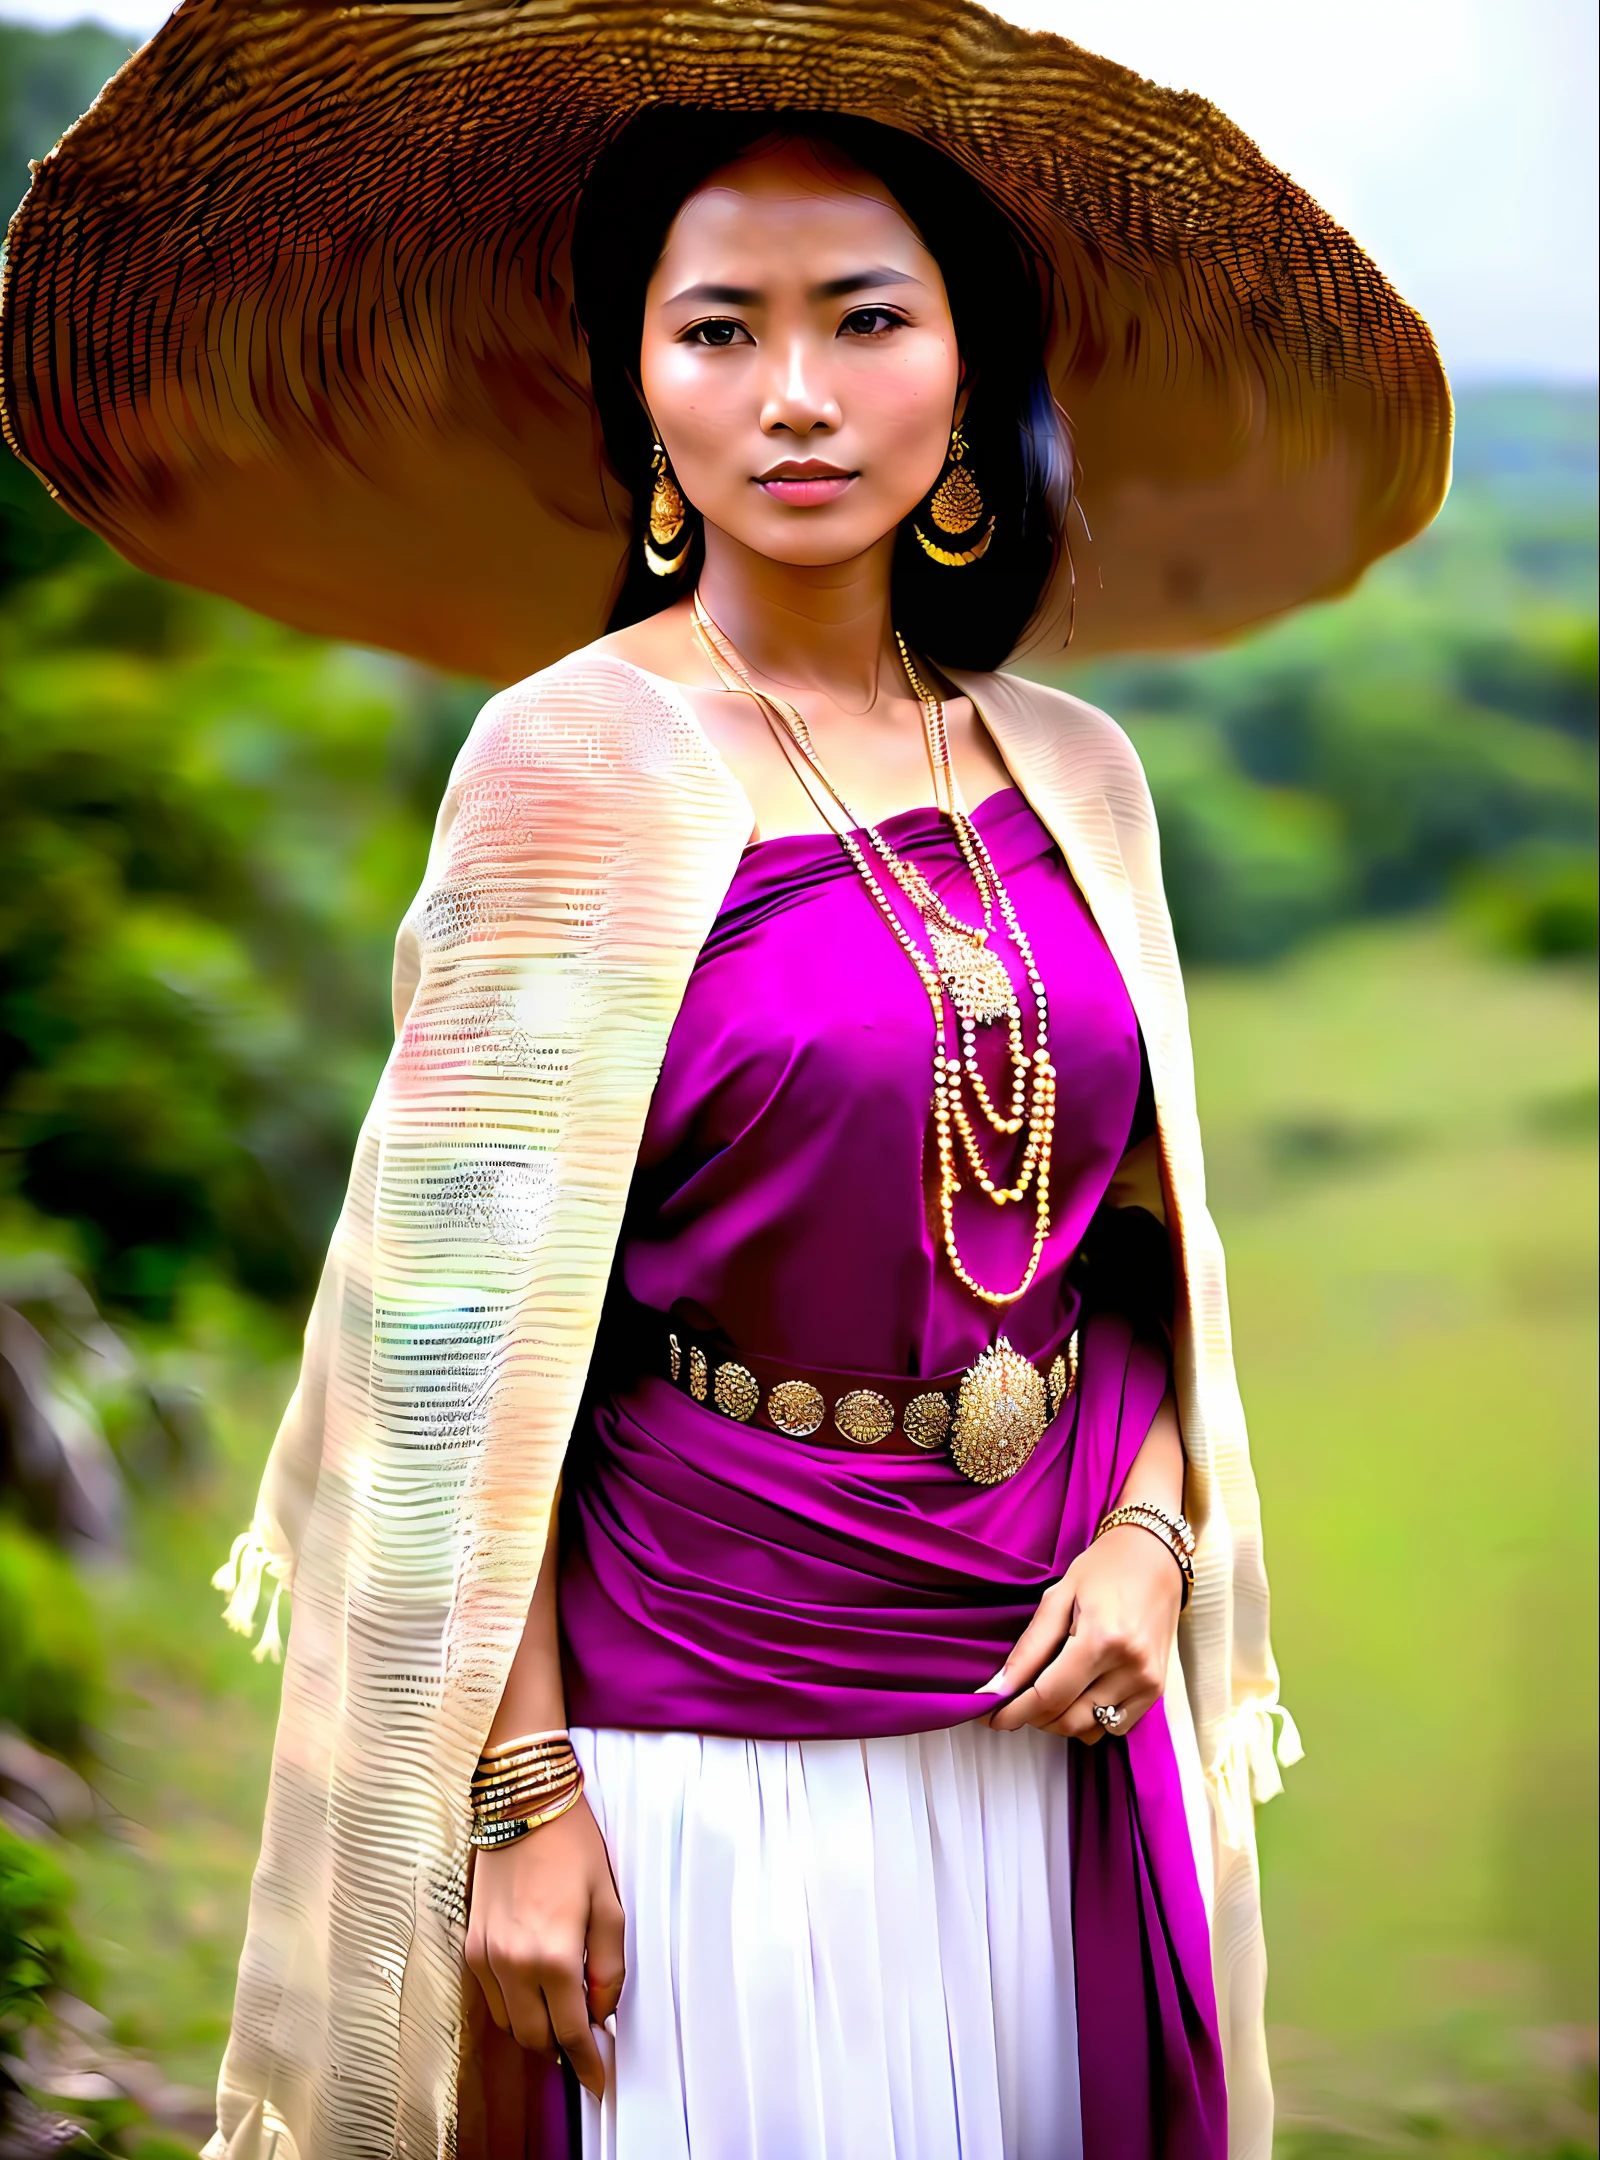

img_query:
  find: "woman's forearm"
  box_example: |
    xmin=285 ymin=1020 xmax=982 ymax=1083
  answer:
xmin=1111 ymin=1390 xmax=1186 ymax=1517
xmin=485 ymin=1486 xmax=568 ymax=1743
xmin=466 ymin=1479 xmax=624 ymax=2098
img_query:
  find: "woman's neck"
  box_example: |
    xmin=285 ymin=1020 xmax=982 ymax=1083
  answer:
xmin=695 ymin=524 xmax=903 ymax=709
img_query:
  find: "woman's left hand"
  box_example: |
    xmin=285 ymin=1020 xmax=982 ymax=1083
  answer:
xmin=986 ymin=1523 xmax=1183 ymax=1742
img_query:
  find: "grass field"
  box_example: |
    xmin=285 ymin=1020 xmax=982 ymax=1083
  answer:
xmin=1199 ymin=925 xmax=1598 ymax=2152
xmin=65 ymin=917 xmax=1598 ymax=2154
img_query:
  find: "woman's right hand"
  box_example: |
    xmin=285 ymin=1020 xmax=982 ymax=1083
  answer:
xmin=464 ymin=1796 xmax=626 ymax=2098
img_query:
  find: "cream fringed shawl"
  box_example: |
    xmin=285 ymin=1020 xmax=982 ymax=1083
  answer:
xmin=205 ymin=654 xmax=1299 ymax=2160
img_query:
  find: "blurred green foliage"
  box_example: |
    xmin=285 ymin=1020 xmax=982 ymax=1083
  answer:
xmin=0 ymin=543 xmax=481 ymax=1315
xmin=0 ymin=1818 xmax=86 ymax=2052
xmin=0 ymin=1516 xmax=102 ymax=1760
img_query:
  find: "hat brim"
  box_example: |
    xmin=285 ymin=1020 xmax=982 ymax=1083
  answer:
xmin=1 ymin=0 xmax=1451 ymax=677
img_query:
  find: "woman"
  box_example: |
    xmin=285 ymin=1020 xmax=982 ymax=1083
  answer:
xmin=466 ymin=107 xmax=1212 ymax=2158
xmin=0 ymin=5 xmax=1450 ymax=2156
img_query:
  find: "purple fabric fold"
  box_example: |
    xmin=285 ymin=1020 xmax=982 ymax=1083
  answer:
xmin=1059 ymin=1325 xmax=1228 ymax=2159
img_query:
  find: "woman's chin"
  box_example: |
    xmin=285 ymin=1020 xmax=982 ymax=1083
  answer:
xmin=714 ymin=513 xmax=908 ymax=569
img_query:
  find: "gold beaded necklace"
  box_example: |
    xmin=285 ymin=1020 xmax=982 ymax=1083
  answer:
xmin=690 ymin=596 xmax=1057 ymax=1308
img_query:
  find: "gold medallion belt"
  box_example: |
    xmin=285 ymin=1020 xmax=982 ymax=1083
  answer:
xmin=616 ymin=1300 xmax=1080 ymax=1488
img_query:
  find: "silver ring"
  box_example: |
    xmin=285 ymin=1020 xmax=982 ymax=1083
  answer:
xmin=1093 ymin=1702 xmax=1124 ymax=1733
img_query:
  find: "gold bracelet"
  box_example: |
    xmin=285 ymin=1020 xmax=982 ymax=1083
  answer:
xmin=1096 ymin=1502 xmax=1194 ymax=1563
xmin=469 ymin=1772 xmax=585 ymax=1849
xmin=470 ymin=1730 xmax=583 ymax=1838
xmin=473 ymin=1740 xmax=576 ymax=1777
xmin=478 ymin=1728 xmax=572 ymax=1762
xmin=471 ymin=1764 xmax=582 ymax=1813
xmin=472 ymin=1759 xmax=580 ymax=1802
xmin=473 ymin=1783 xmax=582 ymax=1823
xmin=470 ymin=1771 xmax=578 ymax=1805
xmin=1095 ymin=1505 xmax=1195 ymax=1607
xmin=472 ymin=1740 xmax=579 ymax=1791
xmin=473 ymin=1793 xmax=581 ymax=1836
xmin=473 ymin=1761 xmax=581 ymax=1798
xmin=1096 ymin=1500 xmax=1195 ymax=1557
xmin=1108 ymin=1500 xmax=1196 ymax=1556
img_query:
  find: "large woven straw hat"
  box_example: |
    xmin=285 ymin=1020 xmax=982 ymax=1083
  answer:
xmin=1 ymin=0 xmax=1450 ymax=680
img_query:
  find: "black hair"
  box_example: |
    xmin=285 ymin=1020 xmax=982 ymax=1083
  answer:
xmin=570 ymin=107 xmax=1072 ymax=671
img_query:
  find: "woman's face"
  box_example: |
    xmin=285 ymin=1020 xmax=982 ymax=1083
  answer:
xmin=638 ymin=141 xmax=963 ymax=567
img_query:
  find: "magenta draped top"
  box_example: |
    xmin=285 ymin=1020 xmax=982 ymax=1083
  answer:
xmin=557 ymin=788 xmax=1226 ymax=2157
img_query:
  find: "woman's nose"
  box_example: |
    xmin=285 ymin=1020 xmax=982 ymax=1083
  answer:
xmin=759 ymin=335 xmax=843 ymax=436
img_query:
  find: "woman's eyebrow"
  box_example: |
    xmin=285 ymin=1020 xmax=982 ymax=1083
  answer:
xmin=811 ymin=268 xmax=920 ymax=300
xmin=663 ymin=267 xmax=920 ymax=308
xmin=665 ymin=280 xmax=762 ymax=306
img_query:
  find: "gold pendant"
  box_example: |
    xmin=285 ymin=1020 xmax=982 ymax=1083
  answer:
xmin=645 ymin=454 xmax=692 ymax=577
xmin=949 ymin=1338 xmax=1048 ymax=1485
xmin=929 ymin=923 xmax=1013 ymax=1025
xmin=930 ymin=461 xmax=984 ymax=536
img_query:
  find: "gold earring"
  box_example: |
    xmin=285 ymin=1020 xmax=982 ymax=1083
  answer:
xmin=914 ymin=423 xmax=994 ymax=567
xmin=645 ymin=442 xmax=691 ymax=577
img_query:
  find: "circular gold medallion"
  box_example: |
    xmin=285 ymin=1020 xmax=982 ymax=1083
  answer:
xmin=834 ymin=1389 xmax=894 ymax=1447
xmin=713 ymin=1362 xmax=760 ymax=1422
xmin=903 ymin=1392 xmax=952 ymax=1451
xmin=949 ymin=1340 xmax=1047 ymax=1485
xmin=767 ymin=1380 xmax=825 ymax=1437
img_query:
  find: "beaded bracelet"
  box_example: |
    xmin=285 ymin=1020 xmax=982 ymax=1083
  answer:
xmin=1096 ymin=1500 xmax=1195 ymax=1558
xmin=1101 ymin=1500 xmax=1195 ymax=1557
xmin=472 ymin=1756 xmax=579 ymax=1803
xmin=469 ymin=1773 xmax=585 ymax=1849
xmin=1095 ymin=1502 xmax=1195 ymax=1607
xmin=469 ymin=1730 xmax=583 ymax=1848
xmin=472 ymin=1754 xmax=579 ymax=1802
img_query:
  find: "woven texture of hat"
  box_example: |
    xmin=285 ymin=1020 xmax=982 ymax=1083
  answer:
xmin=1 ymin=0 xmax=1450 ymax=676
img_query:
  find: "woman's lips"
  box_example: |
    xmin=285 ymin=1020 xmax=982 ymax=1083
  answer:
xmin=756 ymin=470 xmax=856 ymax=507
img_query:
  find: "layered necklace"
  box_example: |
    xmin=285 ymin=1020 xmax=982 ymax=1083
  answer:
xmin=691 ymin=595 xmax=1057 ymax=1308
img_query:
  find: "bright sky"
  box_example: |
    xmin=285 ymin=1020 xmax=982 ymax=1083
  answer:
xmin=4 ymin=0 xmax=1596 ymax=380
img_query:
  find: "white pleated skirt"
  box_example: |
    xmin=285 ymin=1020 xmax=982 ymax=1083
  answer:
xmin=570 ymin=1722 xmax=1082 ymax=2160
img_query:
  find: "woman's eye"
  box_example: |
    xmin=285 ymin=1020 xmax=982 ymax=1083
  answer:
xmin=684 ymin=319 xmax=752 ymax=348
xmin=839 ymin=307 xmax=905 ymax=338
